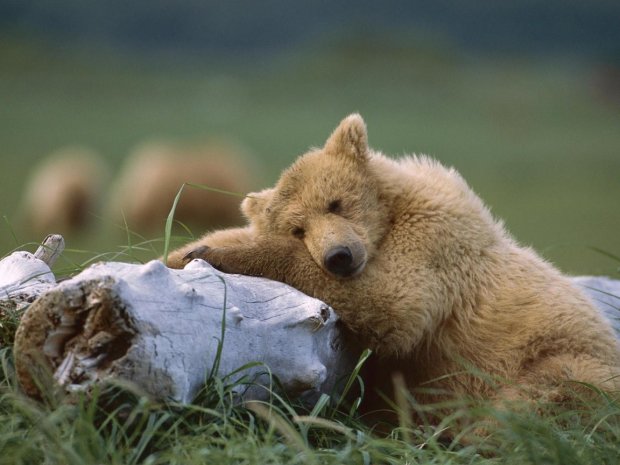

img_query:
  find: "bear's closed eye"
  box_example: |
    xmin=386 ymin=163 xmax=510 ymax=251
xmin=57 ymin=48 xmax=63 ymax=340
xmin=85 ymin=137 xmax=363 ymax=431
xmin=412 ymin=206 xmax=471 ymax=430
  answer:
xmin=328 ymin=199 xmax=342 ymax=214
xmin=292 ymin=227 xmax=305 ymax=239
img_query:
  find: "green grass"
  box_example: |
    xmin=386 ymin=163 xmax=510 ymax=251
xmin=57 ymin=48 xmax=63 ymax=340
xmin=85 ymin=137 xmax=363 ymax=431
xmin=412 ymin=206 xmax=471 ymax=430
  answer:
xmin=1 ymin=345 xmax=620 ymax=465
xmin=0 ymin=37 xmax=619 ymax=274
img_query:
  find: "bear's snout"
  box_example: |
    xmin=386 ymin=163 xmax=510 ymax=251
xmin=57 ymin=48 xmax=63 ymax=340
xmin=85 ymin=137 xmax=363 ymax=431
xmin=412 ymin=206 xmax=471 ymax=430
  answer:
xmin=324 ymin=246 xmax=357 ymax=277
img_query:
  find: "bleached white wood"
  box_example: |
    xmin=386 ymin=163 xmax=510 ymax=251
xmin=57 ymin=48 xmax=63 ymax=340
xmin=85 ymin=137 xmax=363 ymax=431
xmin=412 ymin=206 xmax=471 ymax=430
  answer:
xmin=572 ymin=276 xmax=620 ymax=336
xmin=14 ymin=259 xmax=356 ymax=404
xmin=33 ymin=234 xmax=65 ymax=268
xmin=0 ymin=234 xmax=63 ymax=314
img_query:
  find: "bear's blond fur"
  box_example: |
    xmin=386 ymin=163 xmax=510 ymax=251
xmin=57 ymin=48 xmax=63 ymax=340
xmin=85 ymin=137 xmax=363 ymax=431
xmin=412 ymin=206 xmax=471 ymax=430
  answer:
xmin=167 ymin=114 xmax=620 ymax=409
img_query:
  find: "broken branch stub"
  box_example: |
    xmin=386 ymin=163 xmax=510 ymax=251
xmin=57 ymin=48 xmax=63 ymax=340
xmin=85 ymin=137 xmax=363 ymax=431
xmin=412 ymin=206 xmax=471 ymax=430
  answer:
xmin=14 ymin=259 xmax=356 ymax=403
xmin=33 ymin=234 xmax=65 ymax=268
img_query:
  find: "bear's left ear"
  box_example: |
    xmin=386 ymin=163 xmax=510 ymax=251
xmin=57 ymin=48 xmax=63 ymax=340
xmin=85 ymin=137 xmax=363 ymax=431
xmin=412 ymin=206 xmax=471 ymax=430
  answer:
xmin=323 ymin=113 xmax=369 ymax=162
xmin=241 ymin=187 xmax=275 ymax=220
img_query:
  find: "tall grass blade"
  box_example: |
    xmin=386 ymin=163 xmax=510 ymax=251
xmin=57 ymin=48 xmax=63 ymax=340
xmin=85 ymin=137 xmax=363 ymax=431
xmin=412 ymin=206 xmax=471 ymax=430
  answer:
xmin=162 ymin=183 xmax=186 ymax=265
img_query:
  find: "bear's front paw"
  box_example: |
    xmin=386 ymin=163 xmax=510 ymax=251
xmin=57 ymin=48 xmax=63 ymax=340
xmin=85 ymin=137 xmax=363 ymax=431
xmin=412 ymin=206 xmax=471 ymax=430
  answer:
xmin=183 ymin=245 xmax=237 ymax=274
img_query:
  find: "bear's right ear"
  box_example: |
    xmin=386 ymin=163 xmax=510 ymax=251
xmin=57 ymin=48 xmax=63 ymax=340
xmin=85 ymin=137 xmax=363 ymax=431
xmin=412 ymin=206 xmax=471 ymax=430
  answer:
xmin=241 ymin=188 xmax=275 ymax=220
xmin=323 ymin=113 xmax=369 ymax=162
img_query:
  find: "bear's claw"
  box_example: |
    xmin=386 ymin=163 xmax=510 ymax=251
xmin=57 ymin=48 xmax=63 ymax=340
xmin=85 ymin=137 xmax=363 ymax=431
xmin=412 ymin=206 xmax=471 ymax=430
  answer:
xmin=183 ymin=245 xmax=210 ymax=263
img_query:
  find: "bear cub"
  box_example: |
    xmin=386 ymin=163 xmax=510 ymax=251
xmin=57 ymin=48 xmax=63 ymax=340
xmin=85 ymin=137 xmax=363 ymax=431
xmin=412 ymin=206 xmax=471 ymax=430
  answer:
xmin=167 ymin=114 xmax=620 ymax=409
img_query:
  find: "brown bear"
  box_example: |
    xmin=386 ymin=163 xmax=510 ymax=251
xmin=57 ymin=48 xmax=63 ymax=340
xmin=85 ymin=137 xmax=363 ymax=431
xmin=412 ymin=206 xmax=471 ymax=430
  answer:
xmin=107 ymin=140 xmax=257 ymax=235
xmin=20 ymin=146 xmax=109 ymax=237
xmin=167 ymin=114 xmax=620 ymax=413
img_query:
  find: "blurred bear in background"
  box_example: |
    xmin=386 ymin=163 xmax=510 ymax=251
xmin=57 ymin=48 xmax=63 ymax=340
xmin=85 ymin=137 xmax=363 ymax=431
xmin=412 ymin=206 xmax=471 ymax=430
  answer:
xmin=19 ymin=146 xmax=110 ymax=237
xmin=106 ymin=140 xmax=257 ymax=235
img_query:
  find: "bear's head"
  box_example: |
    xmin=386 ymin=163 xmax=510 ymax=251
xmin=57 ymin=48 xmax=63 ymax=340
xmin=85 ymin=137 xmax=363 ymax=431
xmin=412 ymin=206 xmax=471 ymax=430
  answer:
xmin=241 ymin=114 xmax=390 ymax=279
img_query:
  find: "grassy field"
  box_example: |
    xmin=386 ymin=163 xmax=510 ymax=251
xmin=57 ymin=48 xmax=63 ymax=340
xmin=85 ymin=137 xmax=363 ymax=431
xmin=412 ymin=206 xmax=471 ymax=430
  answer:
xmin=1 ymin=37 xmax=619 ymax=275
xmin=1 ymin=345 xmax=620 ymax=465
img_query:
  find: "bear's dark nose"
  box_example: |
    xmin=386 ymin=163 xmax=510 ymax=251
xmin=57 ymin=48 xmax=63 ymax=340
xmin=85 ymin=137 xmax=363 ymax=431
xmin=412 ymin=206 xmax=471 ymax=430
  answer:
xmin=324 ymin=246 xmax=354 ymax=277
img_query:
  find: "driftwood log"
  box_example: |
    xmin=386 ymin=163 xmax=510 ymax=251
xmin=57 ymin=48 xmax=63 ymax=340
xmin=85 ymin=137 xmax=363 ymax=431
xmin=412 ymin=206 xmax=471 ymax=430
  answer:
xmin=13 ymin=258 xmax=356 ymax=403
xmin=1 ymin=237 xmax=618 ymax=405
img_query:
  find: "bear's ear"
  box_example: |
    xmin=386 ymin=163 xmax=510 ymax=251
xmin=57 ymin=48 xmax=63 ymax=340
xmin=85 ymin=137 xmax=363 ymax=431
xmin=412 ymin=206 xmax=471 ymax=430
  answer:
xmin=241 ymin=188 xmax=275 ymax=220
xmin=323 ymin=113 xmax=369 ymax=162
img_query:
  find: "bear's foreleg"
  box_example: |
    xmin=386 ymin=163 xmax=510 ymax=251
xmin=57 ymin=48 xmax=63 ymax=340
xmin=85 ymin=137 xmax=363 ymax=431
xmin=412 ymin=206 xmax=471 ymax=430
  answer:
xmin=170 ymin=236 xmax=327 ymax=288
xmin=165 ymin=227 xmax=255 ymax=269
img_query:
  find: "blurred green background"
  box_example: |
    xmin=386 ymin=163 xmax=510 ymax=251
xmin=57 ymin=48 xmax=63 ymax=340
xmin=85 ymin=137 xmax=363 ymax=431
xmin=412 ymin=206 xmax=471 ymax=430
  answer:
xmin=1 ymin=0 xmax=619 ymax=275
